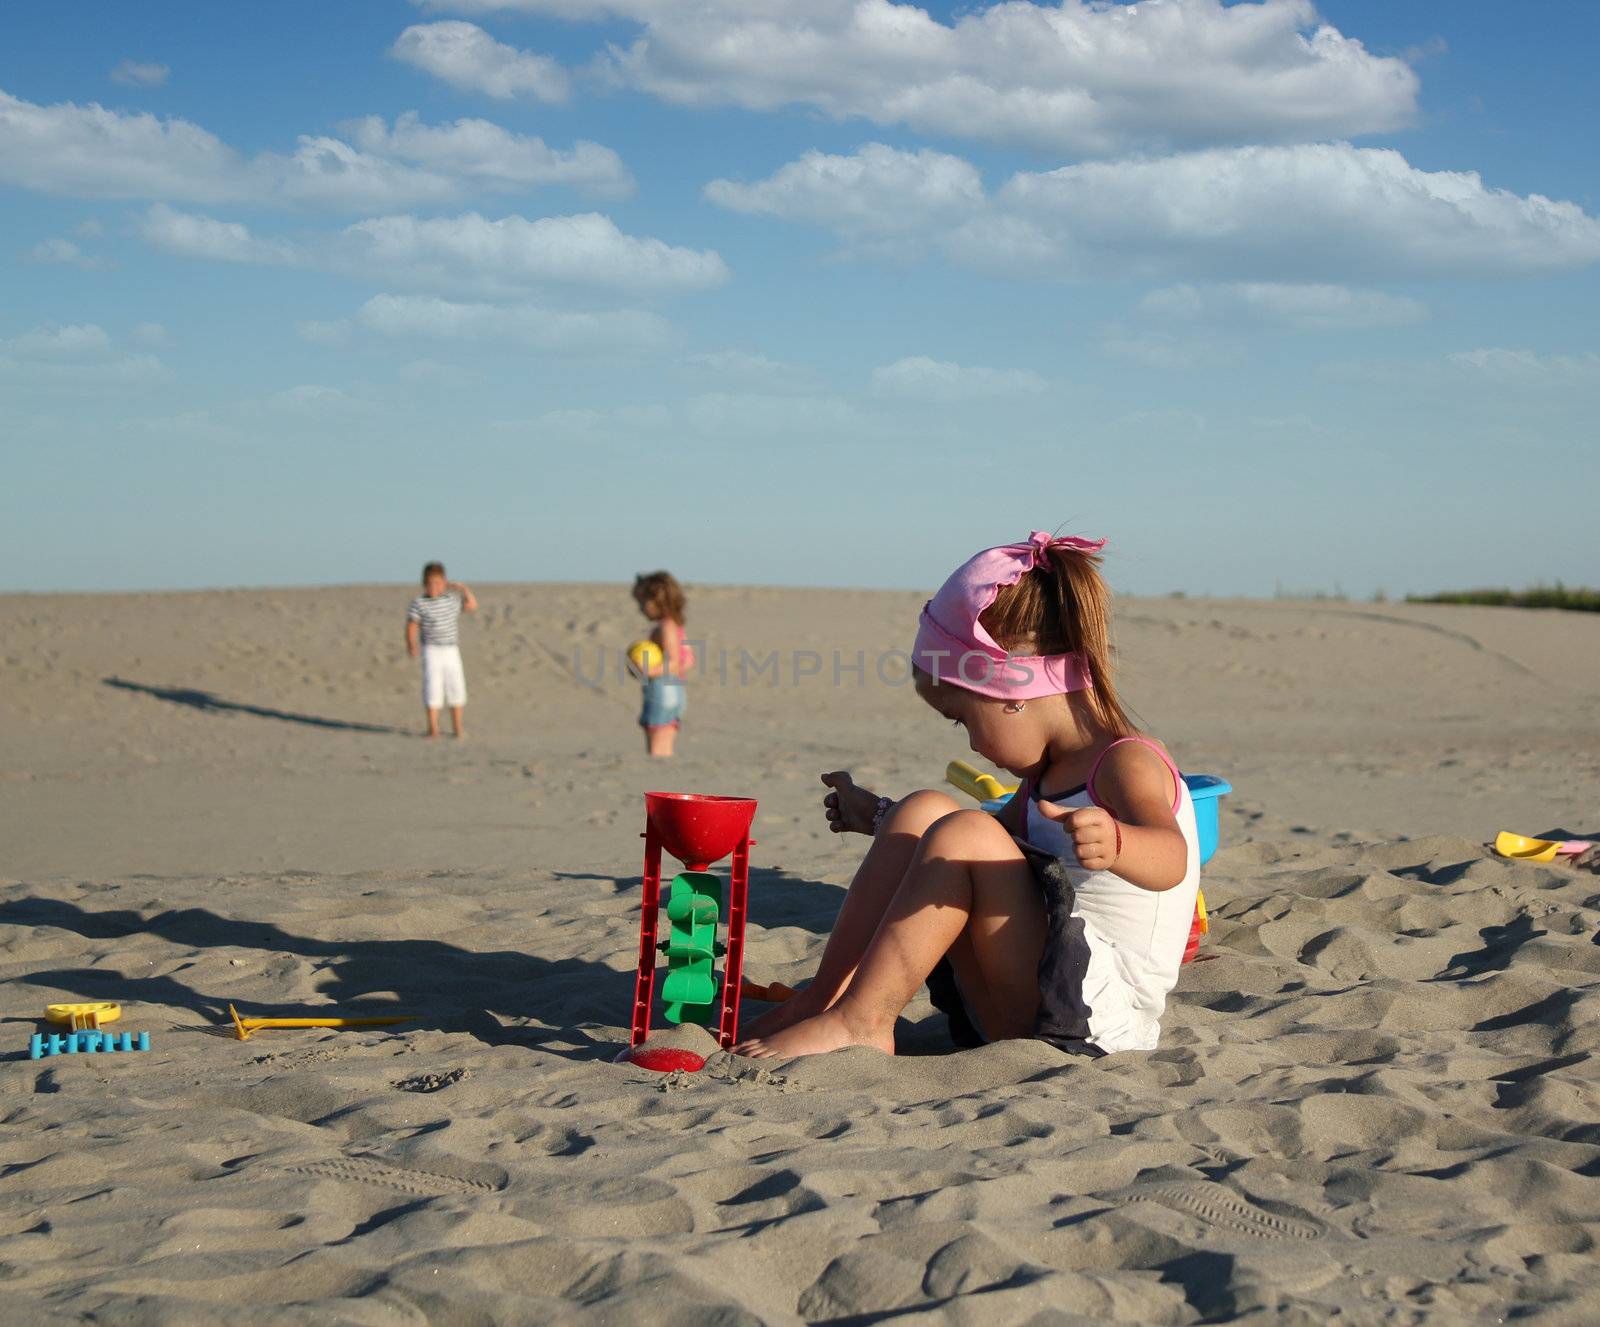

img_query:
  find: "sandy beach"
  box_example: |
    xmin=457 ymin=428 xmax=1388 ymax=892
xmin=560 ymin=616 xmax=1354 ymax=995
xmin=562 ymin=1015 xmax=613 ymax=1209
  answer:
xmin=3 ymin=583 xmax=1598 ymax=1323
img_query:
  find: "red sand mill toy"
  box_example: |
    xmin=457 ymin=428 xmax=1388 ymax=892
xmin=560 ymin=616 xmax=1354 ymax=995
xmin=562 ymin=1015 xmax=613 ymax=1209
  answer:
xmin=617 ymin=792 xmax=757 ymax=1074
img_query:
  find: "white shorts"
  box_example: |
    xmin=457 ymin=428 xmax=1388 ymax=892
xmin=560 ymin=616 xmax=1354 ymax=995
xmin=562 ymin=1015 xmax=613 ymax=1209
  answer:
xmin=421 ymin=644 xmax=467 ymax=708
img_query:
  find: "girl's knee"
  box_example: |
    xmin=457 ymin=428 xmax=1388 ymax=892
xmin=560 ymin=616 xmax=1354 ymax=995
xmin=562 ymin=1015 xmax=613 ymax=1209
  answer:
xmin=924 ymin=807 xmax=1015 ymax=854
xmin=885 ymin=788 xmax=963 ymax=834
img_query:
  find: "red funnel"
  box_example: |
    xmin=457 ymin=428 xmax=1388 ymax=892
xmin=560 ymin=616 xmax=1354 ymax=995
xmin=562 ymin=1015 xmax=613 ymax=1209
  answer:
xmin=645 ymin=792 xmax=757 ymax=869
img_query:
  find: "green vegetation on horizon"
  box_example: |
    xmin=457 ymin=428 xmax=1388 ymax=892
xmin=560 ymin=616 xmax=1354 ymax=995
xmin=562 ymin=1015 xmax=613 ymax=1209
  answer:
xmin=1407 ymin=585 xmax=1600 ymax=613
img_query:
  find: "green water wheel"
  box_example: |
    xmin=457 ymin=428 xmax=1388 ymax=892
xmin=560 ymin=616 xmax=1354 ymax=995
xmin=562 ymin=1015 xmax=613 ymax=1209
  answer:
xmin=659 ymin=871 xmax=726 ymax=1026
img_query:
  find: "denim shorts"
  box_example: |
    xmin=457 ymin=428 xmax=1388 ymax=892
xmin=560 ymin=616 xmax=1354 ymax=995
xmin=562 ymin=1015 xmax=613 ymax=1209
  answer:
xmin=639 ymin=676 xmax=686 ymax=729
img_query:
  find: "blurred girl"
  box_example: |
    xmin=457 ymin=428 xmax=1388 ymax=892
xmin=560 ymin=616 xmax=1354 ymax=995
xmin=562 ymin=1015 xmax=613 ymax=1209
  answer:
xmin=632 ymin=571 xmax=694 ymax=757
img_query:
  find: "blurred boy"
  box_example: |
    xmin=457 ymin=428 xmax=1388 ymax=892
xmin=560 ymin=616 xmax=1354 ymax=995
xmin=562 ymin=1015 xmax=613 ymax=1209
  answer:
xmin=405 ymin=562 xmax=478 ymax=738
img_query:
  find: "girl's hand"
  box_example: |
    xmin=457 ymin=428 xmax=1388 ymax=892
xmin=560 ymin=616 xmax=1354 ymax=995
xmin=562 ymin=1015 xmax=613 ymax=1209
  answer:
xmin=820 ymin=771 xmax=879 ymax=835
xmin=1035 ymin=801 xmax=1120 ymax=870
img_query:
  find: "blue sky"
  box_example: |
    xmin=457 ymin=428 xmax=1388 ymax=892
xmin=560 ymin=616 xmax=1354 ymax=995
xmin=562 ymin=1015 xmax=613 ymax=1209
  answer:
xmin=4 ymin=1 xmax=1597 ymax=596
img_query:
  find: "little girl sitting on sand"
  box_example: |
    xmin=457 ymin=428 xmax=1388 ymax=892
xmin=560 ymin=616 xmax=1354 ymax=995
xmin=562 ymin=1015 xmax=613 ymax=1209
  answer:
xmin=736 ymin=530 xmax=1201 ymax=1060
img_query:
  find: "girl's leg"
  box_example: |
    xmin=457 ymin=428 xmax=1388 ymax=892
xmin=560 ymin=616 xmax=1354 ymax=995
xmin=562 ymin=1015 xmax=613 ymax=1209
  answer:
xmin=449 ymin=704 xmax=465 ymax=738
xmin=646 ymin=724 xmax=676 ymax=757
xmin=739 ymin=789 xmax=961 ymax=1039
xmin=736 ymin=809 xmax=1043 ymax=1058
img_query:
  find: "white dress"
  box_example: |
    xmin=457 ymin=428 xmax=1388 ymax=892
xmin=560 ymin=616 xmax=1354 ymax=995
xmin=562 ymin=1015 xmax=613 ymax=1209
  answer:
xmin=1020 ymin=738 xmax=1200 ymax=1054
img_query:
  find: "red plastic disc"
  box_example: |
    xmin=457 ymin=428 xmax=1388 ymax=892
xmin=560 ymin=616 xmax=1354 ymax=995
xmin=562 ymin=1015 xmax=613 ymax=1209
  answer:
xmin=619 ymin=1046 xmax=707 ymax=1073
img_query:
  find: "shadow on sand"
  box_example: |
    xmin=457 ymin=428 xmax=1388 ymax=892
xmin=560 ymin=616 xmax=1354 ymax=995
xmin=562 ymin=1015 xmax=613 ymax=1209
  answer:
xmin=0 ymin=896 xmax=624 ymax=1062
xmin=104 ymin=676 xmax=405 ymax=735
xmin=550 ymin=866 xmax=846 ymax=938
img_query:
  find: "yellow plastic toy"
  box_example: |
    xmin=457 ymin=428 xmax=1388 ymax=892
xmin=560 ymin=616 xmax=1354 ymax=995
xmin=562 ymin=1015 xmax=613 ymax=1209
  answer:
xmin=1494 ymin=831 xmax=1592 ymax=863
xmin=227 ymin=1004 xmax=413 ymax=1042
xmin=946 ymin=760 xmax=1019 ymax=804
xmin=47 ymin=1002 xmax=122 ymax=1031
xmin=626 ymin=639 xmax=663 ymax=678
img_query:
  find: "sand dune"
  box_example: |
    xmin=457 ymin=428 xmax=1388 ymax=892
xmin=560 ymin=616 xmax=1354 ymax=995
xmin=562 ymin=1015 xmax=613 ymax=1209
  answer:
xmin=1 ymin=585 xmax=1597 ymax=1321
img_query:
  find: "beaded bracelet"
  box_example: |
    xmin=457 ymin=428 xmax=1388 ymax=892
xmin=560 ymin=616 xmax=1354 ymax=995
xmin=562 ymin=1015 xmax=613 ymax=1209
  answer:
xmin=870 ymin=795 xmax=895 ymax=835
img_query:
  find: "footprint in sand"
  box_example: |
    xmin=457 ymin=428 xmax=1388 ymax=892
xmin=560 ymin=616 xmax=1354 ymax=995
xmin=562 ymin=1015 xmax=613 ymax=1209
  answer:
xmin=281 ymin=1155 xmax=504 ymax=1197
xmin=1118 ymin=1181 xmax=1324 ymax=1241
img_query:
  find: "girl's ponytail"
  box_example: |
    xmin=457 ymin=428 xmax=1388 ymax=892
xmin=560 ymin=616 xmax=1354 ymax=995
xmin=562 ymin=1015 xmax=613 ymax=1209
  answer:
xmin=979 ymin=541 xmax=1135 ymax=735
xmin=1047 ymin=545 xmax=1134 ymax=736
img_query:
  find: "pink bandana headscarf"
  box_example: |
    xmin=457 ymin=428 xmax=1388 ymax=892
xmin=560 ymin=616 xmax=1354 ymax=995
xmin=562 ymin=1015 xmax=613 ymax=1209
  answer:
xmin=912 ymin=530 xmax=1106 ymax=699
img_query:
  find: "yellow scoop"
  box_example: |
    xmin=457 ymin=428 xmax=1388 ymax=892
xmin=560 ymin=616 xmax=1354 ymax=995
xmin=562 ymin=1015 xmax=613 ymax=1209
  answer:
xmin=227 ymin=1004 xmax=414 ymax=1042
xmin=946 ymin=760 xmax=1020 ymax=804
xmin=1493 ymin=831 xmax=1590 ymax=863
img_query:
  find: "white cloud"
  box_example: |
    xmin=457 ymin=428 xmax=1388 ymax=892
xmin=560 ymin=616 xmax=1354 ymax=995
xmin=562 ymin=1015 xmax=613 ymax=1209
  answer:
xmin=870 ymin=355 xmax=1047 ymax=401
xmin=1322 ymin=348 xmax=1600 ymax=392
xmin=1139 ymin=282 xmax=1427 ymax=331
xmin=7 ymin=323 xmax=112 ymax=357
xmin=401 ymin=358 xmax=485 ymax=388
xmin=706 ymin=144 xmax=983 ymax=254
xmin=123 ymin=410 xmax=241 ymax=444
xmin=270 ymin=384 xmax=358 ymax=412
xmin=410 ymin=0 xmax=1416 ymax=155
xmin=686 ymin=349 xmax=815 ymax=392
xmin=0 ymin=89 xmax=621 ymax=211
xmin=0 ymin=354 xmax=166 ymax=385
xmin=354 ymin=293 xmax=673 ymax=353
xmin=137 ymin=204 xmax=720 ymax=299
xmin=140 ymin=204 xmax=298 ymax=264
xmin=25 ymin=237 xmax=110 ymax=270
xmin=0 ymin=322 xmax=164 ymax=385
xmin=1000 ymin=144 xmax=1600 ymax=277
xmin=0 ymin=88 xmax=241 ymax=202
xmin=268 ymin=134 xmax=463 ymax=210
xmin=29 ymin=237 xmax=79 ymax=263
xmin=297 ymin=319 xmax=354 ymax=348
xmin=1098 ymin=328 xmax=1242 ymax=372
xmin=0 ymin=87 xmax=453 ymax=209
xmin=391 ymin=22 xmax=568 ymax=101
xmin=1109 ymin=407 xmax=1208 ymax=433
xmin=525 ymin=403 xmax=675 ymax=434
xmin=1444 ymin=348 xmax=1600 ymax=387
xmin=709 ymin=142 xmax=1600 ymax=281
xmin=337 ymin=211 xmax=728 ymax=294
xmin=683 ymin=391 xmax=865 ymax=438
xmin=131 ymin=321 xmax=169 ymax=347
xmin=111 ymin=60 xmax=169 ymax=88
xmin=341 ymin=112 xmax=632 ymax=198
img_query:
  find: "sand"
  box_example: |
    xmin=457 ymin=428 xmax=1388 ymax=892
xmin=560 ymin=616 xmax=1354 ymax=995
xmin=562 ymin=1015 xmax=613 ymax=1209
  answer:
xmin=1 ymin=584 xmax=1598 ymax=1323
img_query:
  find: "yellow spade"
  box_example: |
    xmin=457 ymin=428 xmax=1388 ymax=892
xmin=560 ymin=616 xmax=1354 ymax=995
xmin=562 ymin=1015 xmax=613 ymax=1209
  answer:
xmin=946 ymin=760 xmax=1020 ymax=804
xmin=1493 ymin=831 xmax=1589 ymax=863
xmin=227 ymin=1003 xmax=414 ymax=1042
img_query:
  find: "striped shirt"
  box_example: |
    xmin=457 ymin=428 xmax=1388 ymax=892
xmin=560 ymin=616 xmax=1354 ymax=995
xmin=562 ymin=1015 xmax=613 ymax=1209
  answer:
xmin=407 ymin=592 xmax=463 ymax=646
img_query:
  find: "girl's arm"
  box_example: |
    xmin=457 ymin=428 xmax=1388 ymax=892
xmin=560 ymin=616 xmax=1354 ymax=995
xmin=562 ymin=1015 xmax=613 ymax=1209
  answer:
xmin=662 ymin=617 xmax=683 ymax=676
xmin=449 ymin=581 xmax=478 ymax=612
xmin=405 ymin=618 xmax=420 ymax=658
xmin=1036 ymin=744 xmax=1188 ymax=891
xmin=820 ymin=771 xmax=884 ymax=835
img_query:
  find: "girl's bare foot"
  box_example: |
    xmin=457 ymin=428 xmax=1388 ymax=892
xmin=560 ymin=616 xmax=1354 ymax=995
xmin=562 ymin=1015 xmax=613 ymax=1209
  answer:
xmin=738 ymin=985 xmax=825 ymax=1040
xmin=821 ymin=771 xmax=881 ymax=836
xmin=735 ymin=1005 xmax=894 ymax=1059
